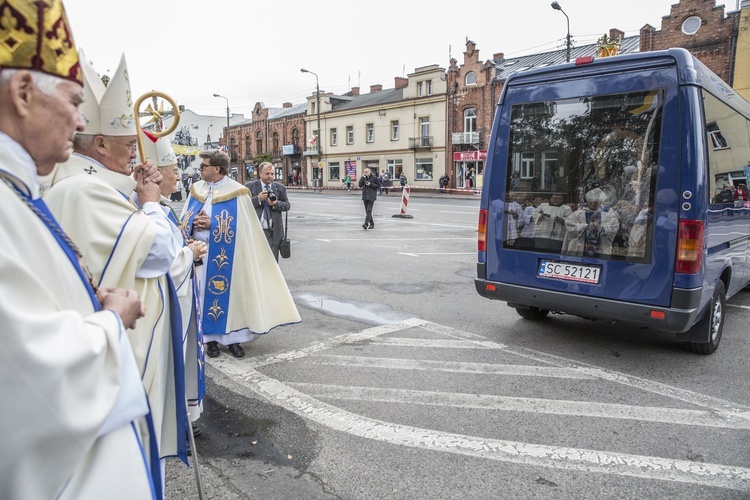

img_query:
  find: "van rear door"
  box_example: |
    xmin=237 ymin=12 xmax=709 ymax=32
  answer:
xmin=482 ymin=60 xmax=682 ymax=309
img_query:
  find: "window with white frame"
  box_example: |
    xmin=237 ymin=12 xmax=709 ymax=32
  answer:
xmin=464 ymin=108 xmax=477 ymax=132
xmin=391 ymin=120 xmax=399 ymax=140
xmin=541 ymin=150 xmax=559 ymax=190
xmin=415 ymin=158 xmax=433 ymax=180
xmin=417 ymin=81 xmax=423 ymax=97
xmin=419 ymin=117 xmax=430 ymax=147
xmin=707 ymin=122 xmax=729 ymax=150
xmin=426 ymin=80 xmax=432 ymax=95
xmin=521 ymin=151 xmax=535 ymax=179
xmin=346 ymin=125 xmax=354 ymax=145
xmin=366 ymin=123 xmax=374 ymax=143
xmin=465 ymin=72 xmax=477 ymax=85
xmin=330 ymin=127 xmax=337 ymax=146
xmin=329 ymin=161 xmax=340 ymax=180
xmin=387 ymin=158 xmax=403 ymax=178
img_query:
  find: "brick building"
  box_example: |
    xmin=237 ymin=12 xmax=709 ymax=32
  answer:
xmin=227 ymin=101 xmax=306 ymax=185
xmin=640 ymin=0 xmax=741 ymax=84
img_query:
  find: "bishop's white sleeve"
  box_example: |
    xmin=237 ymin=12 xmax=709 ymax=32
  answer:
xmin=136 ymin=201 xmax=183 ymax=278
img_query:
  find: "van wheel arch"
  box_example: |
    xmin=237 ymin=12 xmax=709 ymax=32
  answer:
xmin=684 ymin=280 xmax=725 ymax=355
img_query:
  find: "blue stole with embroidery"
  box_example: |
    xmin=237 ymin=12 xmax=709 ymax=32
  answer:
xmin=166 ymin=201 xmax=205 ymax=420
xmin=184 ymin=194 xmax=239 ymax=335
xmin=165 ymin=275 xmax=188 ymax=464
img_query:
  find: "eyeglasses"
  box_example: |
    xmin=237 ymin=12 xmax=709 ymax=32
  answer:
xmin=199 ymin=163 xmax=214 ymax=169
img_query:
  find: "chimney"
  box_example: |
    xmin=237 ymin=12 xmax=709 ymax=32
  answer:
xmin=370 ymin=84 xmax=383 ymax=93
xmin=394 ymin=77 xmax=408 ymax=89
xmin=609 ymin=28 xmax=624 ymax=41
xmin=493 ymin=52 xmax=504 ymax=61
xmin=283 ymin=102 xmax=292 ymax=108
xmin=351 ymin=86 xmax=360 ymax=96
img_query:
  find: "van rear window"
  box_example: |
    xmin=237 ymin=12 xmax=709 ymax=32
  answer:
xmin=504 ymin=90 xmax=661 ymax=262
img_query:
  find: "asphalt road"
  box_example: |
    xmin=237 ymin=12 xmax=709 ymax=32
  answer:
xmin=166 ymin=188 xmax=750 ymax=499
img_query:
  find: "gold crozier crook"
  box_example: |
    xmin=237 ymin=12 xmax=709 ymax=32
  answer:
xmin=133 ymin=91 xmax=181 ymax=164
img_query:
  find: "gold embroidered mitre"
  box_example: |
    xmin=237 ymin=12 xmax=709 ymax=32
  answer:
xmin=0 ymin=0 xmax=81 ymax=84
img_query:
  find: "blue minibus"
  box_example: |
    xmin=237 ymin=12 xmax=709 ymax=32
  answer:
xmin=475 ymin=48 xmax=750 ymax=354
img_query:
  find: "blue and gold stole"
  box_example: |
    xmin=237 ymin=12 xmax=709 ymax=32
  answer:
xmin=184 ymin=188 xmax=241 ymax=335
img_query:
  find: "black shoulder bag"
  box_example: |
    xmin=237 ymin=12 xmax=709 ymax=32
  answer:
xmin=279 ymin=211 xmax=291 ymax=259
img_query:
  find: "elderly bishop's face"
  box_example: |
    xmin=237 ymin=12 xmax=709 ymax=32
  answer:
xmin=28 ymin=77 xmax=86 ymax=175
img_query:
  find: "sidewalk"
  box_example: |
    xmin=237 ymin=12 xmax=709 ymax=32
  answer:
xmin=286 ymin=185 xmax=481 ymax=200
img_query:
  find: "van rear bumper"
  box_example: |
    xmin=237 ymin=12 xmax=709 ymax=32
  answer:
xmin=474 ymin=276 xmax=703 ymax=333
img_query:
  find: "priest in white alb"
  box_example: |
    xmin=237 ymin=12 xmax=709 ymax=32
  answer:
xmin=0 ymin=1 xmax=160 ymax=498
xmin=44 ymin=50 xmax=188 ymax=470
xmin=182 ymin=150 xmax=300 ymax=358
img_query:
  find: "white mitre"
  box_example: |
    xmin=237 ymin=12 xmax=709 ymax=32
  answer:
xmin=140 ymin=130 xmax=177 ymax=167
xmin=78 ymin=50 xmax=135 ymax=137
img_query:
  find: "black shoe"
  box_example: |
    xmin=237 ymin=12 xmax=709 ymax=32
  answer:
xmin=362 ymin=224 xmax=368 ymax=230
xmin=228 ymin=343 xmax=245 ymax=358
xmin=368 ymin=224 xmax=374 ymax=229
xmin=206 ymin=341 xmax=220 ymax=358
xmin=191 ymin=421 xmax=201 ymax=438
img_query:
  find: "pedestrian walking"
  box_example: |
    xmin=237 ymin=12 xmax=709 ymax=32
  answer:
xmin=359 ymin=168 xmax=380 ymax=229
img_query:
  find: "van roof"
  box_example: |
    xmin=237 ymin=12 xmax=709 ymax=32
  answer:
xmin=501 ymin=48 xmax=750 ymax=120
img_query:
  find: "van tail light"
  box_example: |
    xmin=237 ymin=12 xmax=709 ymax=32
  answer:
xmin=675 ymin=220 xmax=703 ymax=274
xmin=478 ymin=209 xmax=488 ymax=253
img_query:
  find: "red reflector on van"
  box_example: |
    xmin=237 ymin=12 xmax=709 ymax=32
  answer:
xmin=478 ymin=209 xmax=488 ymax=252
xmin=675 ymin=220 xmax=704 ymax=274
xmin=649 ymin=310 xmax=666 ymax=320
xmin=575 ymin=56 xmax=595 ymax=65
xmin=486 ymin=284 xmax=497 ymax=292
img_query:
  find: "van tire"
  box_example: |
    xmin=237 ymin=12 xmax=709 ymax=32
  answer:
xmin=685 ymin=281 xmax=725 ymax=355
xmin=515 ymin=307 xmax=550 ymax=320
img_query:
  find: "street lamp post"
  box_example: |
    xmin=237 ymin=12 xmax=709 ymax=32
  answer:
xmin=551 ymin=1 xmax=571 ymax=63
xmin=213 ymin=92 xmax=230 ymax=155
xmin=300 ymin=68 xmax=321 ymax=189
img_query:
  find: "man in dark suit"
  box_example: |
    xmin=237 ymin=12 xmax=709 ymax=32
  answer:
xmin=246 ymin=162 xmax=291 ymax=260
xmin=359 ymin=168 xmax=380 ymax=230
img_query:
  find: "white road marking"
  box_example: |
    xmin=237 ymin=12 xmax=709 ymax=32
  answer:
xmin=305 ymin=354 xmax=600 ymax=379
xmin=214 ymin=364 xmax=750 ymax=492
xmin=727 ymin=303 xmax=750 ymax=310
xmin=291 ymin=383 xmax=750 ymax=430
xmin=209 ymin=318 xmax=750 ymax=491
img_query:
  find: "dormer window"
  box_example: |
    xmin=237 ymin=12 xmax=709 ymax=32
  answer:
xmin=465 ymin=71 xmax=477 ymax=85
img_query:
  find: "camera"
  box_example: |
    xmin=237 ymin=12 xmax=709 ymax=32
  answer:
xmin=268 ymin=191 xmax=277 ymax=202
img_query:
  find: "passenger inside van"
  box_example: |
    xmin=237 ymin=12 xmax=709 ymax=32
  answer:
xmin=563 ymin=188 xmax=620 ymax=257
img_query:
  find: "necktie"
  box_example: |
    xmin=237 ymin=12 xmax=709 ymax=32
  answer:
xmin=263 ymin=185 xmax=272 ymax=229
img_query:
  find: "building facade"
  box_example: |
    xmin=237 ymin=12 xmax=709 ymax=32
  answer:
xmin=224 ymin=0 xmax=748 ymax=190
xmin=227 ymin=102 xmax=306 ymax=185
xmin=640 ymin=0 xmax=741 ymax=84
xmin=301 ymin=64 xmax=448 ymax=190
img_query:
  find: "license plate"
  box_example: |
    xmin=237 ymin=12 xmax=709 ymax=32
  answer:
xmin=538 ymin=260 xmax=601 ymax=284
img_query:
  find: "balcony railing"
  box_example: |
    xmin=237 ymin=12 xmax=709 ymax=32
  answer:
xmin=409 ymin=136 xmax=433 ymax=150
xmin=303 ymin=148 xmax=321 ymax=156
xmin=452 ymin=131 xmax=480 ymax=145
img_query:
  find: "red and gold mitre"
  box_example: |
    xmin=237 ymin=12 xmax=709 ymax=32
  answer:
xmin=0 ymin=0 xmax=81 ymax=84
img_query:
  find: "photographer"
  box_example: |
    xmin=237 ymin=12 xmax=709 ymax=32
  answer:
xmin=359 ymin=168 xmax=380 ymax=229
xmin=247 ymin=162 xmax=291 ymax=261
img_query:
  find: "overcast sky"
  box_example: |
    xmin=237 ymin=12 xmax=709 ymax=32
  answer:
xmin=64 ymin=0 xmax=740 ymax=119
